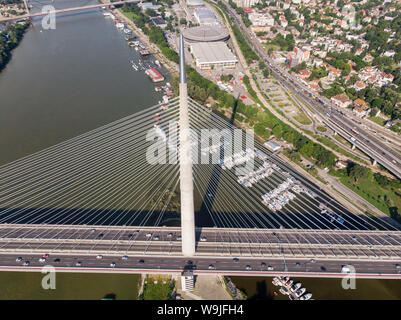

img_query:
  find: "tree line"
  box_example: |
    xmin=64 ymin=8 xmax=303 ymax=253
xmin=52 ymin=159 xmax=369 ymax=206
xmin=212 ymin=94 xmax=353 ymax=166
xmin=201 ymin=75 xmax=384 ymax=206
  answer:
xmin=0 ymin=21 xmax=30 ymax=73
xmin=121 ymin=3 xmax=178 ymax=63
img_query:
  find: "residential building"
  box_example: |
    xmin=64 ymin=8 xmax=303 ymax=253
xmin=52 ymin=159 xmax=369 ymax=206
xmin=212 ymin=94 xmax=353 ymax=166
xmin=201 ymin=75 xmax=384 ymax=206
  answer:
xmin=331 ymin=94 xmax=352 ymax=108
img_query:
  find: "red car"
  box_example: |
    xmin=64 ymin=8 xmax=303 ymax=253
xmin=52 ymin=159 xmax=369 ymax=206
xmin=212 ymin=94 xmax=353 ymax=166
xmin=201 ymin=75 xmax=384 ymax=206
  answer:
xmin=42 ymin=254 xmax=49 ymax=258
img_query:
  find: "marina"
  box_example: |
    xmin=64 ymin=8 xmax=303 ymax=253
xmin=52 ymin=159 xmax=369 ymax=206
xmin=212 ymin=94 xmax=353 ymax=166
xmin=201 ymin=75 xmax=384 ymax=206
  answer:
xmin=102 ymin=8 xmax=171 ymax=102
xmin=272 ymin=276 xmax=312 ymax=300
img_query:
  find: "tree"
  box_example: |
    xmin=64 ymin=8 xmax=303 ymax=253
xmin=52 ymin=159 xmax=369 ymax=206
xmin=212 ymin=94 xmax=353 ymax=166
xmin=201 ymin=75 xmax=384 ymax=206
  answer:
xmin=348 ymin=164 xmax=371 ymax=182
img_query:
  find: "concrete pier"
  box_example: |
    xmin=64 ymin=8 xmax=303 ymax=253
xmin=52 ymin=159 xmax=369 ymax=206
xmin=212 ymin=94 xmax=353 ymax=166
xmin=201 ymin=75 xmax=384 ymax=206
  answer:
xmin=179 ymin=34 xmax=196 ymax=256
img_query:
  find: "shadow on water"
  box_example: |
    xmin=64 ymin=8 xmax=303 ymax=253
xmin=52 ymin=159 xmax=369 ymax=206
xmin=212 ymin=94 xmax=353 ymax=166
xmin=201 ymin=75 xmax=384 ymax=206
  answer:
xmin=251 ymin=281 xmax=274 ymax=300
xmin=242 ymin=281 xmax=274 ymax=300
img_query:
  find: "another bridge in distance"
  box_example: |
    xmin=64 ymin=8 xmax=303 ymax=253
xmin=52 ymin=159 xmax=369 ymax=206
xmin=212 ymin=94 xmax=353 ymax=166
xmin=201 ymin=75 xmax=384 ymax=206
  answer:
xmin=0 ymin=0 xmax=139 ymax=23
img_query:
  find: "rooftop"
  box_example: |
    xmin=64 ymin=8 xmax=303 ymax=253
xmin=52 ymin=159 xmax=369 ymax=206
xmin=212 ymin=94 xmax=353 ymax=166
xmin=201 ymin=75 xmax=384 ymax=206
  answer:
xmin=187 ymin=0 xmax=205 ymax=6
xmin=190 ymin=42 xmax=237 ymax=64
xmin=182 ymin=25 xmax=229 ymax=42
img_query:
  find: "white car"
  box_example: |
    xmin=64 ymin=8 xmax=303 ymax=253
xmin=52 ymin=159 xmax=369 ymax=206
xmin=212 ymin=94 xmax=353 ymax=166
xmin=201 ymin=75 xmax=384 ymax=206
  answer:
xmin=39 ymin=258 xmax=46 ymax=263
xmin=96 ymin=255 xmax=103 ymax=259
xmin=208 ymin=264 xmax=215 ymax=270
xmin=16 ymin=257 xmax=22 ymax=262
xmin=200 ymin=237 xmax=207 ymax=242
xmin=245 ymin=265 xmax=252 ymax=271
xmin=145 ymin=233 xmax=152 ymax=238
xmin=267 ymin=266 xmax=274 ymax=271
xmin=122 ymin=255 xmax=128 ymax=260
xmin=110 ymin=262 xmax=116 ymax=268
xmin=23 ymin=261 xmax=30 ymax=266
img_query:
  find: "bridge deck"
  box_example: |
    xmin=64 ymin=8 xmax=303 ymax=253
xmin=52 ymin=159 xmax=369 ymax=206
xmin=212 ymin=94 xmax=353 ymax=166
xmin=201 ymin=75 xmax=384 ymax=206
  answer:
xmin=0 ymin=224 xmax=400 ymax=260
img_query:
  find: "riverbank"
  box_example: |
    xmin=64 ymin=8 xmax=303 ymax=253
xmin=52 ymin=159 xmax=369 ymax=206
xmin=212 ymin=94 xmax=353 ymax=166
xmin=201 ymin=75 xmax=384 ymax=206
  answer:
xmin=103 ymin=2 xmax=178 ymax=77
xmin=0 ymin=20 xmax=30 ymax=73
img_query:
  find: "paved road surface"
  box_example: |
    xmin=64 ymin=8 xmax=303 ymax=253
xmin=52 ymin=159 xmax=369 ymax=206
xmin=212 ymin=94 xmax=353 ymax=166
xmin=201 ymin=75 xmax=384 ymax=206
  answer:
xmin=1 ymin=253 xmax=401 ymax=279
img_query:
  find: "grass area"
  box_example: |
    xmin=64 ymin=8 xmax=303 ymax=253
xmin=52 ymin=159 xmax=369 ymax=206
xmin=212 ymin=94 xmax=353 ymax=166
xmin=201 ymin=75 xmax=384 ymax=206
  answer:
xmin=368 ymin=116 xmax=387 ymax=126
xmin=317 ymin=126 xmax=327 ymax=133
xmin=294 ymin=112 xmax=312 ymax=125
xmin=333 ymin=134 xmax=352 ymax=146
xmin=0 ymin=271 xmax=140 ymax=300
xmin=262 ymin=43 xmax=280 ymax=52
xmin=278 ymin=102 xmax=289 ymax=107
xmin=141 ymin=276 xmax=173 ymax=300
xmin=122 ymin=11 xmax=135 ymax=20
xmin=338 ymin=176 xmax=401 ymax=219
xmin=317 ymin=136 xmax=369 ymax=165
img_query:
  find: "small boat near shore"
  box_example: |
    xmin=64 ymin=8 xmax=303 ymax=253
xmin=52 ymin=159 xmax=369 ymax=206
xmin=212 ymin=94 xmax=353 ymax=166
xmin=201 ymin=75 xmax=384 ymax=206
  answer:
xmin=300 ymin=293 xmax=312 ymax=300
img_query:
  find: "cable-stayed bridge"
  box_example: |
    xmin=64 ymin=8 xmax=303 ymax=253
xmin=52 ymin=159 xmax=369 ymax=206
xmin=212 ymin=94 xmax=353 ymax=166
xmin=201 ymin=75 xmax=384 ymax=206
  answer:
xmin=0 ymin=36 xmax=401 ymax=279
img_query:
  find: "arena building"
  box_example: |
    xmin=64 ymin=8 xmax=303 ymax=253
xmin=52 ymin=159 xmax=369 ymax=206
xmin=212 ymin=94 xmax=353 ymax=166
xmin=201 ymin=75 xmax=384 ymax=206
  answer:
xmin=182 ymin=25 xmax=230 ymax=42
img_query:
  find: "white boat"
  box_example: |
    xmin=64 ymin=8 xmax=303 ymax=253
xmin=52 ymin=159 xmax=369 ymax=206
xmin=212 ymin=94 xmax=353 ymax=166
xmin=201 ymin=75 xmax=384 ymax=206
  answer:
xmin=295 ymin=287 xmax=306 ymax=298
xmin=285 ymin=279 xmax=293 ymax=287
xmin=272 ymin=277 xmax=282 ymax=286
xmin=290 ymin=282 xmax=302 ymax=292
xmin=299 ymin=293 xmax=312 ymax=300
xmin=279 ymin=286 xmax=290 ymax=295
xmin=155 ymin=59 xmax=161 ymax=67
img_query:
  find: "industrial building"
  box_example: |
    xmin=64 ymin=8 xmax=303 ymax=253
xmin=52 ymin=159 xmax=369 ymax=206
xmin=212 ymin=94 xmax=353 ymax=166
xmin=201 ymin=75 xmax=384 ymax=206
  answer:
xmin=264 ymin=140 xmax=281 ymax=152
xmin=190 ymin=42 xmax=238 ymax=70
xmin=194 ymin=8 xmax=219 ymax=26
xmin=182 ymin=25 xmax=229 ymax=42
xmin=187 ymin=0 xmax=205 ymax=6
xmin=233 ymin=0 xmax=260 ymax=7
xmin=150 ymin=16 xmax=167 ymax=29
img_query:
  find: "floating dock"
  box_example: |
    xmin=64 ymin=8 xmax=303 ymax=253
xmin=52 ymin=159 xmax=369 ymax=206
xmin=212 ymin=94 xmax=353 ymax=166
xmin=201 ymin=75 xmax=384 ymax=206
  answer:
xmin=145 ymin=68 xmax=165 ymax=83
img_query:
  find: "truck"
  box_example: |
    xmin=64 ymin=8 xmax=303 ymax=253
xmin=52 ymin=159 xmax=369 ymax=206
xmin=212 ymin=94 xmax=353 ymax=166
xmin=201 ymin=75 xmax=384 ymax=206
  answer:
xmin=350 ymin=136 xmax=357 ymax=143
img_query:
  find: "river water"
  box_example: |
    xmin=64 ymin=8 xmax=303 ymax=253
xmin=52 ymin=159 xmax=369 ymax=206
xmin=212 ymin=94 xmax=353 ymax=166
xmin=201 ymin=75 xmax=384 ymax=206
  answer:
xmin=0 ymin=0 xmax=163 ymax=166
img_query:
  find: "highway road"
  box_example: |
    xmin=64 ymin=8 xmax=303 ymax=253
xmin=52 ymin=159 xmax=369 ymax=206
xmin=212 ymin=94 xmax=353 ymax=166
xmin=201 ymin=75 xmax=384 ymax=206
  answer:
xmin=219 ymin=1 xmax=401 ymax=179
xmin=1 ymin=253 xmax=401 ymax=279
xmin=1 ymin=224 xmax=401 ymax=260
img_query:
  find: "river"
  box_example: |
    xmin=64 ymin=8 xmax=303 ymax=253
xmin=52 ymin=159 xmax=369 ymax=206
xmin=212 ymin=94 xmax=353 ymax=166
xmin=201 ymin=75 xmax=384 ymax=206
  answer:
xmin=0 ymin=0 xmax=164 ymax=166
